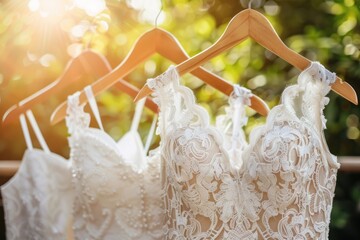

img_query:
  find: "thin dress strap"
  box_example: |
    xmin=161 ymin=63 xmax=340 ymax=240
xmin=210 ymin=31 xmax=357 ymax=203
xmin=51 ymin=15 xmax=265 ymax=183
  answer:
xmin=230 ymin=84 xmax=252 ymax=152
xmin=26 ymin=110 xmax=50 ymax=153
xmin=130 ymin=98 xmax=146 ymax=132
xmin=20 ymin=113 xmax=33 ymax=150
xmin=18 ymin=110 xmax=50 ymax=153
xmin=84 ymin=86 xmax=104 ymax=131
xmin=144 ymin=115 xmax=158 ymax=154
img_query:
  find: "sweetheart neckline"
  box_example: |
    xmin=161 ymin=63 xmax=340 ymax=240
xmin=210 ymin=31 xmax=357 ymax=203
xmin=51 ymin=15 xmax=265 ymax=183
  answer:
xmin=66 ymin=90 xmax=159 ymax=173
xmin=73 ymin=126 xmax=159 ymax=173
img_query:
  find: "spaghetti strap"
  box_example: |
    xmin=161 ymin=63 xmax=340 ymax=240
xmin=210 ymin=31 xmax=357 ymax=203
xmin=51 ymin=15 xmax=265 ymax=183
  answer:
xmin=84 ymin=86 xmax=104 ymax=131
xmin=230 ymin=85 xmax=251 ymax=156
xmin=130 ymin=98 xmax=146 ymax=132
xmin=26 ymin=110 xmax=50 ymax=153
xmin=144 ymin=115 xmax=158 ymax=154
xmin=19 ymin=114 xmax=33 ymax=150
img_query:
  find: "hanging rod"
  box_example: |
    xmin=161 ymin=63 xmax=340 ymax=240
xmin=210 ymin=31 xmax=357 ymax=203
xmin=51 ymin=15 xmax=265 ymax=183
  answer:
xmin=0 ymin=157 xmax=359 ymax=178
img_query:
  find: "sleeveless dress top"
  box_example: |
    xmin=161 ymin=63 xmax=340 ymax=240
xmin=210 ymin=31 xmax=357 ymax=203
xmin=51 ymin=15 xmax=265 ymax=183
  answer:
xmin=66 ymin=86 xmax=163 ymax=240
xmin=147 ymin=62 xmax=340 ymax=240
xmin=1 ymin=110 xmax=74 ymax=240
xmin=239 ymin=62 xmax=340 ymax=240
xmin=147 ymin=67 xmax=254 ymax=239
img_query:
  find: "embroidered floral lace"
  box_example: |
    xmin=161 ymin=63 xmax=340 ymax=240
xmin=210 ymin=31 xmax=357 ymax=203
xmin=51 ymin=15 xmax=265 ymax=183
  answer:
xmin=148 ymin=62 xmax=339 ymax=240
xmin=239 ymin=62 xmax=339 ymax=240
xmin=148 ymin=66 xmax=253 ymax=239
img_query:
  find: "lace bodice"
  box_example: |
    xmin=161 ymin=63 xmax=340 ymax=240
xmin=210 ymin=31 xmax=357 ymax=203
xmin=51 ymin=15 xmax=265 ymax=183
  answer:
xmin=66 ymin=87 xmax=163 ymax=240
xmin=148 ymin=66 xmax=253 ymax=239
xmin=239 ymin=62 xmax=339 ymax=239
xmin=1 ymin=111 xmax=74 ymax=240
xmin=148 ymin=62 xmax=339 ymax=240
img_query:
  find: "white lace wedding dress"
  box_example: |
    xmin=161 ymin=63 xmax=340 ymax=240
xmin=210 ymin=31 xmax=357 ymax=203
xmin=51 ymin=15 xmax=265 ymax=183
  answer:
xmin=1 ymin=111 xmax=74 ymax=240
xmin=238 ymin=62 xmax=340 ymax=239
xmin=66 ymin=86 xmax=163 ymax=240
xmin=147 ymin=66 xmax=254 ymax=239
xmin=147 ymin=62 xmax=339 ymax=240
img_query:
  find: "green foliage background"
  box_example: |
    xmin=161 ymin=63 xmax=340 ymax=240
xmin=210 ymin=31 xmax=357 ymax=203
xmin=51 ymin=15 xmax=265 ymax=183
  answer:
xmin=0 ymin=0 xmax=359 ymax=239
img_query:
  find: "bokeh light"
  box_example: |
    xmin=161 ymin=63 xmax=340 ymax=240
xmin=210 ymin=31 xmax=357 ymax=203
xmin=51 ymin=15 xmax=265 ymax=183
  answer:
xmin=126 ymin=0 xmax=165 ymax=24
xmin=74 ymin=0 xmax=107 ymax=17
xmin=28 ymin=0 xmax=107 ymax=18
xmin=0 ymin=1 xmax=360 ymax=238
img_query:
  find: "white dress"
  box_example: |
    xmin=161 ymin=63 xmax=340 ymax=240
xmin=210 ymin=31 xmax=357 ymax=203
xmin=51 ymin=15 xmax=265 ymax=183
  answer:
xmin=147 ymin=66 xmax=253 ymax=239
xmin=1 ymin=111 xmax=74 ymax=240
xmin=239 ymin=61 xmax=340 ymax=239
xmin=147 ymin=62 xmax=339 ymax=240
xmin=66 ymin=86 xmax=163 ymax=240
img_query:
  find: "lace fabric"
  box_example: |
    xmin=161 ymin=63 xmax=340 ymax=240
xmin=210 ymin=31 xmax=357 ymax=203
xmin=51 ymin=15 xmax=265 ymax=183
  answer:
xmin=148 ymin=67 xmax=253 ymax=239
xmin=239 ymin=62 xmax=339 ymax=239
xmin=216 ymin=85 xmax=252 ymax=169
xmin=1 ymin=111 xmax=74 ymax=240
xmin=66 ymin=89 xmax=163 ymax=240
xmin=148 ymin=62 xmax=339 ymax=240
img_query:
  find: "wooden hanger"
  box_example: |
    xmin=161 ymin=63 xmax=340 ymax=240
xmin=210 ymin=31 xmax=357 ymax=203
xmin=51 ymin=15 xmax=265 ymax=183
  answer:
xmin=2 ymin=50 xmax=157 ymax=126
xmin=50 ymin=27 xmax=270 ymax=125
xmin=135 ymin=9 xmax=358 ymax=105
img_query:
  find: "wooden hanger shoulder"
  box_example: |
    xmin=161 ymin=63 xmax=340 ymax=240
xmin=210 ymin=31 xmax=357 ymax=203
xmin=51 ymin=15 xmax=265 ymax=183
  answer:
xmin=3 ymin=50 xmax=158 ymax=126
xmin=51 ymin=27 xmax=270 ymax=124
xmin=136 ymin=9 xmax=358 ymax=105
xmin=2 ymin=50 xmax=112 ymax=126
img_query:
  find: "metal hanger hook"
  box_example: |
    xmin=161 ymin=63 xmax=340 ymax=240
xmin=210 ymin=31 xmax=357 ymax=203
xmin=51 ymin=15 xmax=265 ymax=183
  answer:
xmin=155 ymin=0 xmax=164 ymax=28
xmin=85 ymin=22 xmax=96 ymax=50
xmin=248 ymin=0 xmax=253 ymax=9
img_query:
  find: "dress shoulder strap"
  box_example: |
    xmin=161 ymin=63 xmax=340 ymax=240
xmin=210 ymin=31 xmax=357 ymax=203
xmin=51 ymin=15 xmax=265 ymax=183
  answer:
xmin=130 ymin=98 xmax=146 ymax=132
xmin=66 ymin=91 xmax=90 ymax=135
xmin=146 ymin=65 xmax=210 ymax=136
xmin=84 ymin=86 xmax=104 ymax=131
xmin=26 ymin=110 xmax=50 ymax=153
xmin=144 ymin=114 xmax=158 ymax=154
xmin=19 ymin=110 xmax=50 ymax=153
xmin=20 ymin=113 xmax=33 ymax=150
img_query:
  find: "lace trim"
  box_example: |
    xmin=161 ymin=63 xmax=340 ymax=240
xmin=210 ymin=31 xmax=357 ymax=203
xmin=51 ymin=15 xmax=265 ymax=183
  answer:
xmin=281 ymin=61 xmax=336 ymax=132
xmin=147 ymin=66 xmax=179 ymax=93
xmin=304 ymin=61 xmax=336 ymax=86
xmin=229 ymin=84 xmax=252 ymax=129
xmin=66 ymin=92 xmax=90 ymax=135
xmin=231 ymin=84 xmax=253 ymax=106
xmin=216 ymin=84 xmax=252 ymax=169
xmin=300 ymin=62 xmax=335 ymax=129
xmin=147 ymin=66 xmax=210 ymax=136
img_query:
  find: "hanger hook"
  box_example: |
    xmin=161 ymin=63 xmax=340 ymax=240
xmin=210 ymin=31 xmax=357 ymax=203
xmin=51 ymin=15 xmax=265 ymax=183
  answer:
xmin=248 ymin=0 xmax=253 ymax=9
xmin=85 ymin=19 xmax=97 ymax=50
xmin=155 ymin=0 xmax=164 ymax=28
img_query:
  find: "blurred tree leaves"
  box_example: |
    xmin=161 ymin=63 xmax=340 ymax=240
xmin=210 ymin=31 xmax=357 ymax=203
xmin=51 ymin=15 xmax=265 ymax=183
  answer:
xmin=0 ymin=0 xmax=359 ymax=238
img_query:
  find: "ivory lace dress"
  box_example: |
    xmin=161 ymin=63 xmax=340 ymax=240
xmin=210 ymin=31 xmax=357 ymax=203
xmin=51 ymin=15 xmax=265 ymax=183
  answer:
xmin=66 ymin=86 xmax=163 ymax=240
xmin=148 ymin=62 xmax=339 ymax=240
xmin=147 ymin=66 xmax=254 ymax=239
